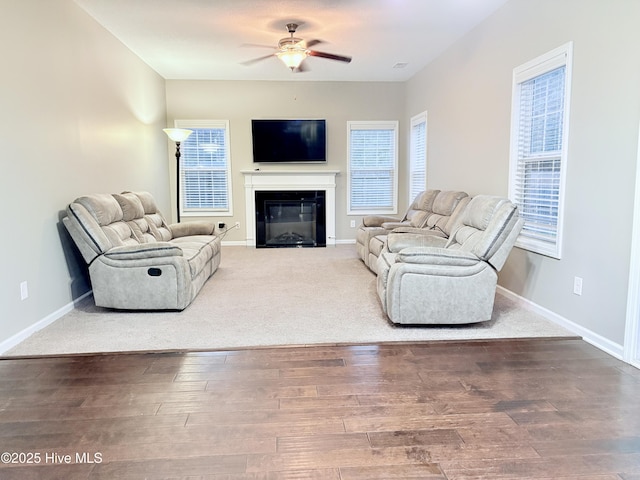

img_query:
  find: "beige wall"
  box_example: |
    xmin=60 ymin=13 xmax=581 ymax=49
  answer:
xmin=0 ymin=1 xmax=167 ymax=344
xmin=405 ymin=0 xmax=640 ymax=345
xmin=165 ymin=80 xmax=406 ymax=242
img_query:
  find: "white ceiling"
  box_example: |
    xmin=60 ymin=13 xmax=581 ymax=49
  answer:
xmin=74 ymin=0 xmax=509 ymax=82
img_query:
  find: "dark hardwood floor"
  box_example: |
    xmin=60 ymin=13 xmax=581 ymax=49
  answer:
xmin=0 ymin=338 xmax=639 ymax=479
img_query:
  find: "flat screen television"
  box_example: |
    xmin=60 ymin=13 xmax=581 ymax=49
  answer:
xmin=251 ymin=119 xmax=326 ymax=163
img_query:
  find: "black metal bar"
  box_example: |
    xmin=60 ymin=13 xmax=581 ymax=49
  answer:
xmin=175 ymin=141 xmax=181 ymax=223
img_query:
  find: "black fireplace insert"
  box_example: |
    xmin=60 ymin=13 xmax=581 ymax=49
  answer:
xmin=255 ymin=190 xmax=326 ymax=248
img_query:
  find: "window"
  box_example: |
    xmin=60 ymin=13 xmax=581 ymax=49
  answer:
xmin=409 ymin=111 xmax=427 ymax=202
xmin=175 ymin=120 xmax=233 ymax=217
xmin=509 ymin=43 xmax=572 ymax=258
xmin=347 ymin=121 xmax=398 ymax=215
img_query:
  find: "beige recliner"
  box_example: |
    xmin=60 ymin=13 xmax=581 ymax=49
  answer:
xmin=63 ymin=191 xmax=221 ymax=310
xmin=376 ymin=195 xmax=523 ymax=325
xmin=367 ymin=191 xmax=469 ymax=274
xmin=356 ymin=190 xmax=469 ymax=271
xmin=355 ymin=189 xmax=441 ymax=268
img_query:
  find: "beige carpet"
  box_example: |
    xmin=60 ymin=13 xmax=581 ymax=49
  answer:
xmin=6 ymin=245 xmax=574 ymax=356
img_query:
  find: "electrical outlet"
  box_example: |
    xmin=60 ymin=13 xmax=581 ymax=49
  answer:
xmin=573 ymin=276 xmax=583 ymax=296
xmin=234 ymin=221 xmax=240 ymax=229
xmin=20 ymin=281 xmax=28 ymax=300
xmin=350 ymin=220 xmax=356 ymax=228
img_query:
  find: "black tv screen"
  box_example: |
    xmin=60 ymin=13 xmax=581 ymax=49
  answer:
xmin=251 ymin=119 xmax=326 ymax=163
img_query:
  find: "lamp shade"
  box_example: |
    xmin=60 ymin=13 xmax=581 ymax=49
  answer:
xmin=163 ymin=128 xmax=193 ymax=142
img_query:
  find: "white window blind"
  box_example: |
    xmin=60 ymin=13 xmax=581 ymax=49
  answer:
xmin=347 ymin=121 xmax=398 ymax=215
xmin=409 ymin=112 xmax=427 ymax=202
xmin=175 ymin=120 xmax=233 ymax=217
xmin=509 ymin=43 xmax=572 ymax=259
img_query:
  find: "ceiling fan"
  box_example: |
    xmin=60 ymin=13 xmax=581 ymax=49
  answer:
xmin=242 ymin=23 xmax=352 ymax=72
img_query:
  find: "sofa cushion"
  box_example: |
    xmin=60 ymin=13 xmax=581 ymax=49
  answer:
xmin=170 ymin=236 xmax=219 ymax=279
xmin=407 ymin=190 xmax=440 ymax=227
xmin=433 ymin=191 xmax=468 ymax=216
xmin=464 ymin=196 xmax=503 ymax=230
xmin=75 ymin=194 xmax=123 ymax=227
xmin=72 ymin=194 xmax=138 ymax=250
xmin=101 ymin=223 xmax=140 ymax=249
xmin=113 ymin=192 xmax=144 ymax=221
xmin=423 ymin=191 xmax=469 ymax=232
xmin=134 ymin=190 xmax=160 ymax=215
xmin=129 ymin=191 xmax=173 ymax=241
xmin=112 ymin=192 xmax=157 ymax=244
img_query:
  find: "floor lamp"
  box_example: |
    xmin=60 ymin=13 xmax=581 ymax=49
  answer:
xmin=163 ymin=128 xmax=193 ymax=222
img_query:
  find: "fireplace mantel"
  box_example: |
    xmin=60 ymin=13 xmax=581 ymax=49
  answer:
xmin=241 ymin=170 xmax=339 ymax=247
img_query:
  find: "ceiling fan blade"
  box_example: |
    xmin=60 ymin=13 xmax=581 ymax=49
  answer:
xmin=308 ymin=50 xmax=352 ymax=63
xmin=305 ymin=39 xmax=323 ymax=48
xmin=241 ymin=43 xmax=276 ymax=49
xmin=241 ymin=53 xmax=276 ymax=66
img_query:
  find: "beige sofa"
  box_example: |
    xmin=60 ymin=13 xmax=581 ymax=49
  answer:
xmin=356 ymin=190 xmax=469 ymax=274
xmin=376 ymin=195 xmax=523 ymax=325
xmin=63 ymin=191 xmax=221 ymax=310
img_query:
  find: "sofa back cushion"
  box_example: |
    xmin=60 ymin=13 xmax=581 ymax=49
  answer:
xmin=446 ymin=195 xmax=521 ymax=269
xmin=129 ymin=191 xmax=173 ymax=241
xmin=406 ymin=189 xmax=440 ymax=227
xmin=113 ymin=192 xmax=157 ymax=243
xmin=67 ymin=194 xmax=138 ymax=255
xmin=423 ymin=191 xmax=469 ymax=232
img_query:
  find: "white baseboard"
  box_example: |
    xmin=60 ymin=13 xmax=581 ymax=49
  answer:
xmin=497 ymin=286 xmax=624 ymax=360
xmin=220 ymin=240 xmax=249 ymax=246
xmin=0 ymin=291 xmax=92 ymax=355
xmin=335 ymin=239 xmax=356 ymax=245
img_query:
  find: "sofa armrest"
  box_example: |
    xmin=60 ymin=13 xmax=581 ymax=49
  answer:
xmin=169 ymin=222 xmax=215 ymax=238
xmin=103 ymin=242 xmax=183 ymax=260
xmin=381 ymin=221 xmax=408 ymax=230
xmin=387 ymin=231 xmax=448 ymax=253
xmin=390 ymin=226 xmax=445 ymax=235
xmin=397 ymin=247 xmax=480 ymax=266
xmin=362 ymin=215 xmax=401 ymax=227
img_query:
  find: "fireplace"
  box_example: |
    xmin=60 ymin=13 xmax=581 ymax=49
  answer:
xmin=241 ymin=170 xmax=339 ymax=247
xmin=255 ymin=190 xmax=326 ymax=248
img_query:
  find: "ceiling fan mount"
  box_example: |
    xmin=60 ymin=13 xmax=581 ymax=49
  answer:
xmin=277 ymin=23 xmax=304 ymax=49
xmin=243 ymin=22 xmax=352 ymax=72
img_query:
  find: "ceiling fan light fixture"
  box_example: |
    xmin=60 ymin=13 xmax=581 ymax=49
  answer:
xmin=277 ymin=48 xmax=308 ymax=70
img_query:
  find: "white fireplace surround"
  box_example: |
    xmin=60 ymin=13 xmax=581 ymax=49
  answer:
xmin=241 ymin=170 xmax=339 ymax=247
